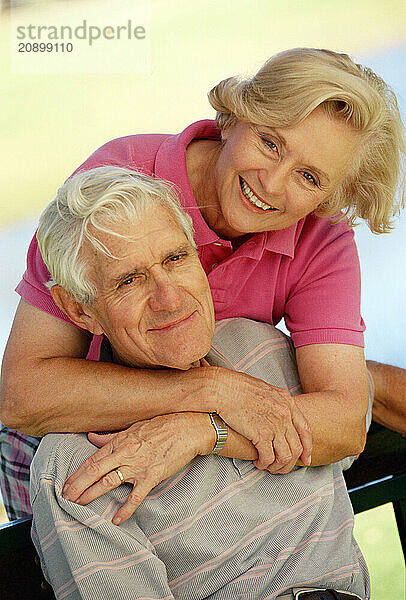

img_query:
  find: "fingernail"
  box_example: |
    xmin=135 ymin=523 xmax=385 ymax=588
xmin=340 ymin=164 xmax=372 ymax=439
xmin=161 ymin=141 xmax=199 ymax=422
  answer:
xmin=113 ymin=516 xmax=122 ymax=525
xmin=62 ymin=485 xmax=69 ymax=498
xmin=307 ymin=455 xmax=312 ymax=466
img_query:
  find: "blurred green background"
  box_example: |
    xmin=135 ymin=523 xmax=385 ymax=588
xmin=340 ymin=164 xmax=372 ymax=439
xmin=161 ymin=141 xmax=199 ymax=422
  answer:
xmin=1 ymin=0 xmax=405 ymax=597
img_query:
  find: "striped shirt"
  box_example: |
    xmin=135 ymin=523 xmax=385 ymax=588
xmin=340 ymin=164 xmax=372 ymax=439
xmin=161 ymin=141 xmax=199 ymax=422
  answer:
xmin=29 ymin=319 xmax=370 ymax=599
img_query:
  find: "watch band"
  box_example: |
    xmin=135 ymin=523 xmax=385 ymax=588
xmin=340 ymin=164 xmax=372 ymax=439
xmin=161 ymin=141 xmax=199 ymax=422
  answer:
xmin=208 ymin=413 xmax=228 ymax=454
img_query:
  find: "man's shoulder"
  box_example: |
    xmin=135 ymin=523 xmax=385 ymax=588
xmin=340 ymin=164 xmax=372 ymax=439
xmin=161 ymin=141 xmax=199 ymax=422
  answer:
xmin=208 ymin=318 xmax=301 ymax=393
xmin=212 ymin=317 xmax=288 ymax=345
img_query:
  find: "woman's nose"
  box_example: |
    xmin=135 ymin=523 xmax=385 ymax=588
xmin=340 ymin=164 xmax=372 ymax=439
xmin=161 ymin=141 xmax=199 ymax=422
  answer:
xmin=148 ymin=275 xmax=184 ymax=312
xmin=258 ymin=165 xmax=287 ymax=199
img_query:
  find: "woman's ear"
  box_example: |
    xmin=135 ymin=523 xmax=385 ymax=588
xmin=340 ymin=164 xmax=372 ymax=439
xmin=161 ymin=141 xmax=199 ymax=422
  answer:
xmin=51 ymin=286 xmax=104 ymax=335
xmin=220 ymin=119 xmax=237 ymax=142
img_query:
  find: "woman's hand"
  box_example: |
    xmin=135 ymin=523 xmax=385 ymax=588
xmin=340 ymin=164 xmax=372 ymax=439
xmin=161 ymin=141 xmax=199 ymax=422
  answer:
xmin=203 ymin=367 xmax=312 ymax=473
xmin=62 ymin=412 xmax=216 ymax=525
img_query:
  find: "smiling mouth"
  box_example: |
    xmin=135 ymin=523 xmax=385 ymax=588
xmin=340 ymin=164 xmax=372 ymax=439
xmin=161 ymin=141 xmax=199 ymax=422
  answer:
xmin=239 ymin=177 xmax=277 ymax=211
xmin=149 ymin=312 xmax=195 ymax=332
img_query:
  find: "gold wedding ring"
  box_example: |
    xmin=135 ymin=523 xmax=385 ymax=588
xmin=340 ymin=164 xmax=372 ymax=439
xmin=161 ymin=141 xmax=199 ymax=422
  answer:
xmin=115 ymin=468 xmax=125 ymax=482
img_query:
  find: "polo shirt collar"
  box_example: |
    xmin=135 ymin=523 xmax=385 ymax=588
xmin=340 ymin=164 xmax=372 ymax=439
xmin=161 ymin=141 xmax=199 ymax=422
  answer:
xmin=154 ymin=120 xmax=220 ymax=248
xmin=226 ymin=225 xmax=297 ymax=261
xmin=154 ymin=119 xmax=297 ymax=259
xmin=263 ymin=223 xmax=297 ymax=258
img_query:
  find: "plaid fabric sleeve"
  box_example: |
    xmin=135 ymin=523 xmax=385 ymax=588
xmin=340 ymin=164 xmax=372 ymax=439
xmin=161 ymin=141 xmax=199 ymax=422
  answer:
xmin=0 ymin=425 xmax=41 ymax=520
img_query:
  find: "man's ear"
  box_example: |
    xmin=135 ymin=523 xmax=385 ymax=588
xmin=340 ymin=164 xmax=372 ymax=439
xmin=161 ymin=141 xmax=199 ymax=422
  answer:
xmin=51 ymin=286 xmax=105 ymax=336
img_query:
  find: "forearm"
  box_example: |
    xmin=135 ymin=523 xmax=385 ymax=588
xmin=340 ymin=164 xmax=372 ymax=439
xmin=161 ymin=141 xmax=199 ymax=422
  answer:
xmin=367 ymin=360 xmax=406 ymax=435
xmin=293 ymin=344 xmax=369 ymax=466
xmin=197 ymin=413 xmax=258 ymax=461
xmin=219 ymin=387 xmax=366 ymax=467
xmin=294 ymin=389 xmax=368 ymax=466
xmin=0 ymin=301 xmax=221 ymax=436
xmin=219 ymin=431 xmax=258 ymax=460
xmin=65 ymin=411 xmax=258 ymax=517
xmin=2 ymin=351 xmax=365 ymax=466
xmin=1 ymin=357 xmax=219 ymax=437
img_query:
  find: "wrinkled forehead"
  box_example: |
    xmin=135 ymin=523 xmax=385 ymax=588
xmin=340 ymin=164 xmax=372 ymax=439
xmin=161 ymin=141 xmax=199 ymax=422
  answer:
xmin=84 ymin=208 xmax=193 ymax=286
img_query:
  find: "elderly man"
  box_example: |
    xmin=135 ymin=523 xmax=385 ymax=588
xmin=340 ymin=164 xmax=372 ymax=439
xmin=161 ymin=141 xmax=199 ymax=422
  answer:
xmin=30 ymin=166 xmax=369 ymax=600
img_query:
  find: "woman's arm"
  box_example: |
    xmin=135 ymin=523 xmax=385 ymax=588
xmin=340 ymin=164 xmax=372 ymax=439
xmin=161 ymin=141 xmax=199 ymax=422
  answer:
xmin=367 ymin=360 xmax=406 ymax=435
xmin=0 ymin=301 xmax=311 ymax=471
xmin=1 ymin=301 xmax=365 ymax=469
xmin=1 ymin=301 xmax=207 ymax=435
xmin=294 ymin=342 xmax=369 ymax=465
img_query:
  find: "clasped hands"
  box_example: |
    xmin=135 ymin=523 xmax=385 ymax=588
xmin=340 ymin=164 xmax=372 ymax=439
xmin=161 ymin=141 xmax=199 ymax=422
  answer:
xmin=62 ymin=368 xmax=312 ymax=524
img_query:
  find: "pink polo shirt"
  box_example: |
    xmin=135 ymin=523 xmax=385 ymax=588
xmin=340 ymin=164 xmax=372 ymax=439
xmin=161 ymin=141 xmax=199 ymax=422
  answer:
xmin=16 ymin=120 xmax=365 ymax=359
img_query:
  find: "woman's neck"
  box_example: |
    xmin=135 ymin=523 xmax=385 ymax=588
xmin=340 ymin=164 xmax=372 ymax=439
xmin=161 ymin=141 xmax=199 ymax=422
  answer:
xmin=186 ymin=139 xmax=223 ymax=230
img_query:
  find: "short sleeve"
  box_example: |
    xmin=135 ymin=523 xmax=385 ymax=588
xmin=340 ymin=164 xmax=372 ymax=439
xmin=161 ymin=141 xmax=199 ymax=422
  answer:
xmin=284 ymin=215 xmax=365 ymax=348
xmin=16 ymin=233 xmax=73 ymax=325
xmin=15 ymin=134 xmax=167 ymax=324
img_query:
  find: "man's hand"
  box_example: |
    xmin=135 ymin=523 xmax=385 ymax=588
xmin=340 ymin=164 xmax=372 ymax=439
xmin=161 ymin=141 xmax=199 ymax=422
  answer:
xmin=204 ymin=367 xmax=312 ymax=473
xmin=62 ymin=412 xmax=215 ymax=525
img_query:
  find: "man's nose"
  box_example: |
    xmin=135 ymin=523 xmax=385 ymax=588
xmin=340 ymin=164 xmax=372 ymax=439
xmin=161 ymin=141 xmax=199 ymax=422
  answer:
xmin=258 ymin=165 xmax=287 ymax=200
xmin=148 ymin=274 xmax=184 ymax=312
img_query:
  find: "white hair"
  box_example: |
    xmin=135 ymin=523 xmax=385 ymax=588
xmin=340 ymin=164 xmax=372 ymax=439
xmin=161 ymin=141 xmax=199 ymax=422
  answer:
xmin=37 ymin=166 xmax=196 ymax=304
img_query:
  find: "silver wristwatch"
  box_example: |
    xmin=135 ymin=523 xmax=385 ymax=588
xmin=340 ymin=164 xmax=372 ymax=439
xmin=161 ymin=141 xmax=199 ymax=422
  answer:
xmin=208 ymin=413 xmax=228 ymax=454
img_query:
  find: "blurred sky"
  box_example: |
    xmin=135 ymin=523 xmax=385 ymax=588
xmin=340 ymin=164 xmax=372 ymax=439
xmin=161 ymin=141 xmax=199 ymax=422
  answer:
xmin=1 ymin=0 xmax=405 ymax=365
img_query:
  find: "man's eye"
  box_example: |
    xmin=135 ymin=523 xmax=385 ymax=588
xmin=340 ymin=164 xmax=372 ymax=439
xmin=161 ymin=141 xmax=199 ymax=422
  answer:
xmin=168 ymin=253 xmax=186 ymax=263
xmin=302 ymin=172 xmax=317 ymax=186
xmin=120 ymin=276 xmax=137 ymax=287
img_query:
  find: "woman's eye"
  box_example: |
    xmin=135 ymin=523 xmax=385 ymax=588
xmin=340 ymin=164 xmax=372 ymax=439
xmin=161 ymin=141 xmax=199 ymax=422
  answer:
xmin=263 ymin=139 xmax=278 ymax=153
xmin=302 ymin=172 xmax=317 ymax=186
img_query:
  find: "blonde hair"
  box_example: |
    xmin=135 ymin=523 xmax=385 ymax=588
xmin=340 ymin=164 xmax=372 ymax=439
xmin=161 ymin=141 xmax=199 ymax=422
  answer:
xmin=208 ymin=48 xmax=405 ymax=233
xmin=37 ymin=166 xmax=196 ymax=304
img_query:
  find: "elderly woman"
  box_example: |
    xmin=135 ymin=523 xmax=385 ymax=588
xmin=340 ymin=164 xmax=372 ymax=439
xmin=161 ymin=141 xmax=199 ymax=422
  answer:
xmin=0 ymin=48 xmax=405 ymax=518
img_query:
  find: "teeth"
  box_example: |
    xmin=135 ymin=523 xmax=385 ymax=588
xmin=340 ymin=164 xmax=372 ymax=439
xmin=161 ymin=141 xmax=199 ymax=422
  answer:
xmin=240 ymin=178 xmax=275 ymax=211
